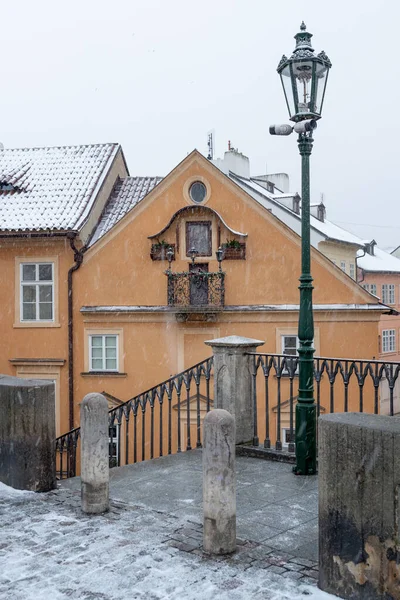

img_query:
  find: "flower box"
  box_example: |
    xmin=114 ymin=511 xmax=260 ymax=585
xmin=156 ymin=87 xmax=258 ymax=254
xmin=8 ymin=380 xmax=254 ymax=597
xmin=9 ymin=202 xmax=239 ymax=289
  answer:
xmin=222 ymin=242 xmax=246 ymax=260
xmin=150 ymin=243 xmax=175 ymax=261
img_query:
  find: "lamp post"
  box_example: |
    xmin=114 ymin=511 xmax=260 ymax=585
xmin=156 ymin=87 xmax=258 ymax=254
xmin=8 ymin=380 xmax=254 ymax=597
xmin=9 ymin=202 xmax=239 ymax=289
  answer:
xmin=270 ymin=23 xmax=331 ymax=475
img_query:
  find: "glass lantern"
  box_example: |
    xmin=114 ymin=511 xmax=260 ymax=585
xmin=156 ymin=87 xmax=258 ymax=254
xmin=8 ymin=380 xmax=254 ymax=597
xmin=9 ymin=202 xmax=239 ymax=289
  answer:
xmin=277 ymin=23 xmax=331 ymax=123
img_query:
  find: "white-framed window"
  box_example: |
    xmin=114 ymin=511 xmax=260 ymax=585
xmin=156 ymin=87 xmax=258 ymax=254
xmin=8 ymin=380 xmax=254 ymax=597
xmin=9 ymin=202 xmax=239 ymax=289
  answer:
xmin=109 ymin=424 xmax=120 ymax=467
xmin=363 ymin=283 xmax=377 ymax=295
xmin=282 ymin=427 xmax=295 ymax=449
xmin=89 ymin=335 xmax=118 ymax=371
xmin=349 ymin=263 xmax=355 ymax=279
xmin=281 ymin=335 xmax=299 ymax=373
xmin=20 ymin=262 xmax=54 ymax=321
xmin=282 ymin=334 xmax=298 ymax=356
xmin=382 ymin=329 xmax=396 ymax=353
xmin=382 ymin=284 xmax=395 ymax=305
xmin=340 ymin=261 xmax=346 ymax=273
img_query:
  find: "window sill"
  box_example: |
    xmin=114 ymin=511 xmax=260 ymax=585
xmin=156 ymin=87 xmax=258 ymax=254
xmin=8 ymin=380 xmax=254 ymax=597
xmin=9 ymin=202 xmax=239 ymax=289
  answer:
xmin=14 ymin=321 xmax=61 ymax=328
xmin=80 ymin=371 xmax=127 ymax=377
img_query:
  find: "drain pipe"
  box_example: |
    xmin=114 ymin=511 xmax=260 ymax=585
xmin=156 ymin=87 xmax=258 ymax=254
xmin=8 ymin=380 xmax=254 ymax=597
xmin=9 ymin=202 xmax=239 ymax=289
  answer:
xmin=68 ymin=233 xmax=85 ymax=429
xmin=355 ymin=246 xmax=366 ymax=284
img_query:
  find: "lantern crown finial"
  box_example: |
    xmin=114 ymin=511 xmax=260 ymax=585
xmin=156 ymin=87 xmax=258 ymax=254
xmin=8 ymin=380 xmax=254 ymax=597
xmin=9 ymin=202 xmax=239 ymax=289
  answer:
xmin=300 ymin=21 xmax=306 ymax=31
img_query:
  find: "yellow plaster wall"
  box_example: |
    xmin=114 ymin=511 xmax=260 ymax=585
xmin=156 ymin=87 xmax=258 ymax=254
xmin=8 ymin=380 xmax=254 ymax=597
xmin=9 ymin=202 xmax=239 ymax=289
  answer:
xmin=0 ymin=238 xmax=71 ymax=429
xmin=318 ymin=240 xmax=359 ymax=279
xmin=71 ymin=153 xmax=380 ymax=428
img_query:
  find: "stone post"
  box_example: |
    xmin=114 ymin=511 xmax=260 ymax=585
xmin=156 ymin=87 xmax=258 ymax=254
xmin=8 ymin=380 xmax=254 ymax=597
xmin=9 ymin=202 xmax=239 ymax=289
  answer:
xmin=203 ymin=409 xmax=236 ymax=555
xmin=319 ymin=413 xmax=400 ymax=600
xmin=80 ymin=393 xmax=109 ymax=514
xmin=0 ymin=375 xmax=56 ymax=492
xmin=205 ymin=335 xmax=264 ymax=444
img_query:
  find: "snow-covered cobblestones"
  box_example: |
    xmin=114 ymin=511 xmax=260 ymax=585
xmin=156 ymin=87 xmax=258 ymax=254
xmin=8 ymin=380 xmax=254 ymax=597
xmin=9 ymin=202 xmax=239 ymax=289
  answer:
xmin=0 ymin=483 xmax=341 ymax=600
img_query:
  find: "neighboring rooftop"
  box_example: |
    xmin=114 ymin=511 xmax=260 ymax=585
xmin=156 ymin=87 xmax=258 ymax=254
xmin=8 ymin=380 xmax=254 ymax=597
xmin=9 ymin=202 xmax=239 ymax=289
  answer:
xmin=357 ymin=243 xmax=400 ymax=273
xmin=89 ymin=175 xmax=162 ymax=246
xmin=229 ymin=173 xmax=365 ymax=248
xmin=0 ymin=143 xmax=120 ymax=232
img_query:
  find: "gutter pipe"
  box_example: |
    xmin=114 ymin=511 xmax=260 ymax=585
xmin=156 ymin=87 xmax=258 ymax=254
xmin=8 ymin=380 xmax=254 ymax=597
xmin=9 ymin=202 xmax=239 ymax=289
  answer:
xmin=67 ymin=233 xmax=86 ymax=429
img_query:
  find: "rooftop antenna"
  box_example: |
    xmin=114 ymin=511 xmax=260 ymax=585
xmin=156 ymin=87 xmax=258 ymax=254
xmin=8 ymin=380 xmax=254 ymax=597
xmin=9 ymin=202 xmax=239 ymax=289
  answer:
xmin=207 ymin=131 xmax=214 ymax=160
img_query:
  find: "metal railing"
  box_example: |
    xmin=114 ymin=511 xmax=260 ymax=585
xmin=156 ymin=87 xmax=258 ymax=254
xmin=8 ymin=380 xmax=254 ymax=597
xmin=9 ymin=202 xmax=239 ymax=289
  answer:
xmin=55 ymin=356 xmax=214 ymax=479
xmin=250 ymin=353 xmax=400 ymax=453
xmin=56 ymin=352 xmax=400 ymax=478
xmin=166 ymin=271 xmax=225 ymax=307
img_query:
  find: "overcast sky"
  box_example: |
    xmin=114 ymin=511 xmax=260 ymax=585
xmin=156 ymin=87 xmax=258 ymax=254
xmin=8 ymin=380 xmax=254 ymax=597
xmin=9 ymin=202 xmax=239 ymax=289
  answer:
xmin=2 ymin=0 xmax=399 ymax=248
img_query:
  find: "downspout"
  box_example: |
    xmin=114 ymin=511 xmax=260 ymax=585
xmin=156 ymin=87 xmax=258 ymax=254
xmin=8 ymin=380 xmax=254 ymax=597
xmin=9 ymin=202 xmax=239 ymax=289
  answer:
xmin=68 ymin=233 xmax=85 ymax=429
xmin=355 ymin=246 xmax=366 ymax=284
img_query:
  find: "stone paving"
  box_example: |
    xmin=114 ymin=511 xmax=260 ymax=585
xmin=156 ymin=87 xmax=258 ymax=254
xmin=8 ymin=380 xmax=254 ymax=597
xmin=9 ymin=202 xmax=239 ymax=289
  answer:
xmin=62 ymin=450 xmax=319 ymax=568
xmin=0 ymin=450 xmax=322 ymax=599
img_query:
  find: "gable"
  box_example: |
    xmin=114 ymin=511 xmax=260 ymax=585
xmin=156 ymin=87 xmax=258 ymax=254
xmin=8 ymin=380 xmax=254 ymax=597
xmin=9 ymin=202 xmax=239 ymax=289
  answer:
xmin=79 ymin=150 xmax=381 ymax=309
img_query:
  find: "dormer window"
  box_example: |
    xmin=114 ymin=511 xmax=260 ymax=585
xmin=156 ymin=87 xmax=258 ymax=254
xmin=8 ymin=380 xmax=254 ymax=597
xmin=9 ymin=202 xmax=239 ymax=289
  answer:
xmin=293 ymin=194 xmax=300 ymax=215
xmin=365 ymin=240 xmax=376 ymax=256
xmin=0 ymin=181 xmax=19 ymax=192
xmin=317 ymin=203 xmax=326 ymax=222
xmin=189 ymin=181 xmax=207 ymax=204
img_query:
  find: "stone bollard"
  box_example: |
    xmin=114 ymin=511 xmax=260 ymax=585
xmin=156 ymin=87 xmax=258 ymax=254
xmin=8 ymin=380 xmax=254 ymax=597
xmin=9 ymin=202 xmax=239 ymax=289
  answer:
xmin=203 ymin=409 xmax=236 ymax=555
xmin=205 ymin=335 xmax=264 ymax=444
xmin=0 ymin=375 xmax=56 ymax=492
xmin=319 ymin=413 xmax=400 ymax=600
xmin=80 ymin=393 xmax=109 ymax=514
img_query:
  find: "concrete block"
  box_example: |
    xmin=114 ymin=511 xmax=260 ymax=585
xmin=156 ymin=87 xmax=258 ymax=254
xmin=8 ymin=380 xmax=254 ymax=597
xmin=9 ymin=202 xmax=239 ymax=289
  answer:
xmin=319 ymin=412 xmax=400 ymax=599
xmin=203 ymin=408 xmax=236 ymax=555
xmin=0 ymin=375 xmax=56 ymax=492
xmin=205 ymin=335 xmax=264 ymax=444
xmin=80 ymin=393 xmax=109 ymax=514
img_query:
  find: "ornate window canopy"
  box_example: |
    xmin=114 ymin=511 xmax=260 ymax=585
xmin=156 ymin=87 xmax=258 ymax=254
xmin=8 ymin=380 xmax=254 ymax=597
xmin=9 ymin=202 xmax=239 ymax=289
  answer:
xmin=148 ymin=205 xmax=247 ymax=240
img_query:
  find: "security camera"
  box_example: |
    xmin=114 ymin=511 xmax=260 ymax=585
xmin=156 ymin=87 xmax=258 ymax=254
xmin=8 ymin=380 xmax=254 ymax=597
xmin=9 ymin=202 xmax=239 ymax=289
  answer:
xmin=293 ymin=119 xmax=317 ymax=133
xmin=269 ymin=124 xmax=293 ymax=136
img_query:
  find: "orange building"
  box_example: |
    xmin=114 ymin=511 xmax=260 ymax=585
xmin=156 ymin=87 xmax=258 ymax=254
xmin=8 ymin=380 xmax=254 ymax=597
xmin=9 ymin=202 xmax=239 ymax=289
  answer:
xmin=357 ymin=241 xmax=400 ymax=362
xmin=0 ymin=144 xmax=389 ymax=437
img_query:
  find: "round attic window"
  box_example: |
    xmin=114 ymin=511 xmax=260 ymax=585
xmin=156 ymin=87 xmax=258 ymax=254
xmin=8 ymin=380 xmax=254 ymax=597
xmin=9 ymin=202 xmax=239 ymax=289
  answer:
xmin=189 ymin=181 xmax=207 ymax=203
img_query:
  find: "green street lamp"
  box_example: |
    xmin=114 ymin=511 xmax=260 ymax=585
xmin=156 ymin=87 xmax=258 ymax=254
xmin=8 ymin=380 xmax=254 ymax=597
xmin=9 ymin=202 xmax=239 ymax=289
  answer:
xmin=270 ymin=22 xmax=332 ymax=475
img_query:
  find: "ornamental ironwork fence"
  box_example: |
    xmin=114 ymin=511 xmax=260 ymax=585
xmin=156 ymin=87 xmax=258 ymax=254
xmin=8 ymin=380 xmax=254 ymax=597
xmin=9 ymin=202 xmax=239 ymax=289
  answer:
xmin=55 ymin=356 xmax=214 ymax=479
xmin=249 ymin=354 xmax=400 ymax=454
xmin=55 ymin=353 xmax=400 ymax=479
xmin=166 ymin=271 xmax=225 ymax=307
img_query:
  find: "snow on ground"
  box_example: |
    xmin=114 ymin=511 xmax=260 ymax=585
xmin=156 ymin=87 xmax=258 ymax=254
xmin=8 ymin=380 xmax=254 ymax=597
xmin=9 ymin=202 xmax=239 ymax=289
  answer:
xmin=0 ymin=481 xmax=35 ymax=499
xmin=0 ymin=485 xmax=343 ymax=600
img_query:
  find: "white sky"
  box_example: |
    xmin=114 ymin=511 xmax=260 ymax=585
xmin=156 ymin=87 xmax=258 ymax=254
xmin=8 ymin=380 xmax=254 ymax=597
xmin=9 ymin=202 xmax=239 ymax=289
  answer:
xmin=2 ymin=0 xmax=399 ymax=248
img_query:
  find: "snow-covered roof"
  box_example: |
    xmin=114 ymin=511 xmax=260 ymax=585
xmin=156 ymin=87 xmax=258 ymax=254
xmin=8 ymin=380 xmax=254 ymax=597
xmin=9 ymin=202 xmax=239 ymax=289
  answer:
xmin=230 ymin=174 xmax=364 ymax=247
xmin=89 ymin=176 xmax=162 ymax=246
xmin=358 ymin=245 xmax=400 ymax=273
xmin=0 ymin=143 xmax=119 ymax=232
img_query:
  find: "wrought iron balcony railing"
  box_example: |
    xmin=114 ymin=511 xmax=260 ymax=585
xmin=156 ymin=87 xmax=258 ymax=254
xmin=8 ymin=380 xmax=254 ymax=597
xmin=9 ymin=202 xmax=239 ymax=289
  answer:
xmin=166 ymin=271 xmax=225 ymax=308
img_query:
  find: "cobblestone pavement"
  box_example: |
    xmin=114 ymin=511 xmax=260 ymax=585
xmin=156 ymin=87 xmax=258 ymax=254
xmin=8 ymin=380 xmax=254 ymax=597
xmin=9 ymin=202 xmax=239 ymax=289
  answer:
xmin=165 ymin=522 xmax=319 ymax=584
xmin=0 ymin=453 xmax=326 ymax=600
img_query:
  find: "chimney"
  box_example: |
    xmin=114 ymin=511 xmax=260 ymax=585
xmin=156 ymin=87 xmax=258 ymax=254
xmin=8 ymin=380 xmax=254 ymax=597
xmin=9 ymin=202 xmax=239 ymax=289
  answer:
xmin=211 ymin=146 xmax=250 ymax=179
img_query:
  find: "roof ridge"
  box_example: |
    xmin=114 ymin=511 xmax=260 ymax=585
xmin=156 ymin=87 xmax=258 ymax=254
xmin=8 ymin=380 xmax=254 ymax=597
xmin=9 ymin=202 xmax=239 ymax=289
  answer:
xmin=0 ymin=142 xmax=119 ymax=152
